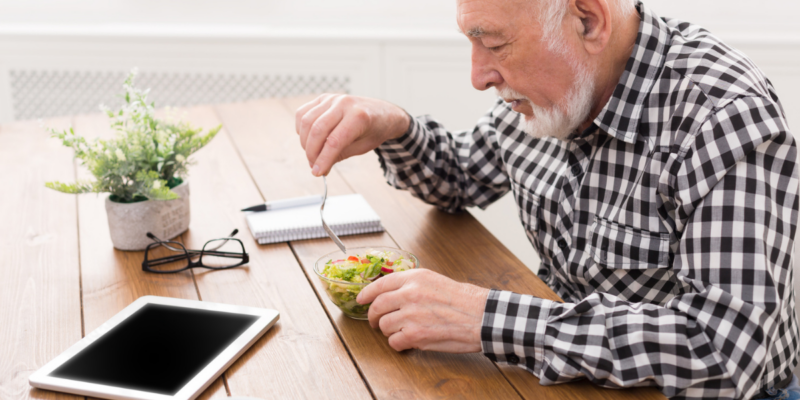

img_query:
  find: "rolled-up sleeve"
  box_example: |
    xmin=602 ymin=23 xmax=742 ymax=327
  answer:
xmin=479 ymin=96 xmax=800 ymax=399
xmin=374 ymin=100 xmax=511 ymax=213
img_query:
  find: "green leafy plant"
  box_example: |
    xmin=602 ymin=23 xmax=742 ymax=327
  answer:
xmin=46 ymin=70 xmax=221 ymax=203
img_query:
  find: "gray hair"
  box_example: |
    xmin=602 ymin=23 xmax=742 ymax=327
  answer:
xmin=537 ymin=0 xmax=637 ymax=51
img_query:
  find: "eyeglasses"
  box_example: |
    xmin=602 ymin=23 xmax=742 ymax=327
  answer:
xmin=142 ymin=229 xmax=249 ymax=274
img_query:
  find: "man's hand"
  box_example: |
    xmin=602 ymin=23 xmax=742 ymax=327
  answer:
xmin=295 ymin=94 xmax=410 ymax=177
xmin=356 ymin=269 xmax=490 ymax=353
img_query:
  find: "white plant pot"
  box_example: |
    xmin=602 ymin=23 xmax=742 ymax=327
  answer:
xmin=104 ymin=181 xmax=191 ymax=251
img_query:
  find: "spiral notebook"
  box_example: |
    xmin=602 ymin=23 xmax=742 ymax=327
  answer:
xmin=245 ymin=194 xmax=383 ymax=244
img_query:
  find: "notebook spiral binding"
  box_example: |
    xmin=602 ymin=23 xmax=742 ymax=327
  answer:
xmin=246 ymin=193 xmax=382 ymax=244
xmin=254 ymin=220 xmax=384 ymax=244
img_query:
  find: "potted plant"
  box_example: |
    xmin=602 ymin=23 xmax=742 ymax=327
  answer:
xmin=45 ymin=70 xmax=220 ymax=251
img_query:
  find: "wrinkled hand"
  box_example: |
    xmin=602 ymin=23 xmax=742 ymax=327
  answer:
xmin=295 ymin=94 xmax=410 ymax=177
xmin=356 ymin=269 xmax=490 ymax=353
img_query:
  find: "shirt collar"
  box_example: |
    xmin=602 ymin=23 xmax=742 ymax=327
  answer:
xmin=592 ymin=1 xmax=670 ymax=144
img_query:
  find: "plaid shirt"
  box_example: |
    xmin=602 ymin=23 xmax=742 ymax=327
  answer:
xmin=374 ymin=2 xmax=799 ymax=399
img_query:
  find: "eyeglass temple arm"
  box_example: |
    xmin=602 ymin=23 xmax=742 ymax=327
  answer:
xmin=204 ymin=229 xmax=240 ymax=251
xmin=146 ymin=232 xmax=187 ymax=252
xmin=146 ymin=229 xmax=239 ymax=252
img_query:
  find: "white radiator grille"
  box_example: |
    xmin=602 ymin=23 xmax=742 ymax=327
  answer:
xmin=9 ymin=70 xmax=350 ymax=121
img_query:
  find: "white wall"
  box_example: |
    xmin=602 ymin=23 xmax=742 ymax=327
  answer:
xmin=2 ymin=0 xmax=796 ymax=128
xmin=1 ymin=1 xmax=799 ymax=37
xmin=1 ymin=0 xmax=798 ymax=273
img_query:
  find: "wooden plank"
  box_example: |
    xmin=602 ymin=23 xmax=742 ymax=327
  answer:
xmin=292 ymin=234 xmax=524 ymax=400
xmin=217 ymin=98 xmax=523 ymax=399
xmin=0 ymin=119 xmax=83 ymax=400
xmin=212 ymin=98 xmax=352 ymax=200
xmin=173 ymin=105 xmax=372 ymax=400
xmin=281 ymin=96 xmax=665 ymax=399
xmin=71 ymin=113 xmax=228 ymax=400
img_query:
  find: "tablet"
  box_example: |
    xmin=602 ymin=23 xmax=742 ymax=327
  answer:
xmin=29 ymin=296 xmax=279 ymax=400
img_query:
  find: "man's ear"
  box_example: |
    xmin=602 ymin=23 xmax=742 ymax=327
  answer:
xmin=568 ymin=0 xmax=612 ymax=55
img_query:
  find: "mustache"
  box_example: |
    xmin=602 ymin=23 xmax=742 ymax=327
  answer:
xmin=495 ymin=86 xmax=530 ymax=102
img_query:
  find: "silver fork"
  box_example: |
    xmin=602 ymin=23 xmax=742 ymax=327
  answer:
xmin=321 ymin=175 xmax=347 ymax=254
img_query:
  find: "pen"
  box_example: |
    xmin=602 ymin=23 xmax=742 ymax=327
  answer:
xmin=240 ymin=195 xmax=324 ymax=212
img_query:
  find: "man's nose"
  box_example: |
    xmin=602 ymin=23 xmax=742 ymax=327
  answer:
xmin=471 ymin=45 xmax=503 ymax=91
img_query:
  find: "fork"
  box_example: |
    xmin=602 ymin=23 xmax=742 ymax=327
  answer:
xmin=321 ymin=175 xmax=347 ymax=254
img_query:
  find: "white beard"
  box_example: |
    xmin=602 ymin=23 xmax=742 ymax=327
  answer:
xmin=496 ymin=60 xmax=595 ymax=141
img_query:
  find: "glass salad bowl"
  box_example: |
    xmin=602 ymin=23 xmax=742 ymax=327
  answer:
xmin=314 ymin=247 xmax=419 ymax=320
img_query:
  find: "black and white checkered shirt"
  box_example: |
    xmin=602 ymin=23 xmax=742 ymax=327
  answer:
xmin=374 ymin=2 xmax=799 ymax=399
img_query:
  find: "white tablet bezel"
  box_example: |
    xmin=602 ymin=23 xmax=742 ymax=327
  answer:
xmin=29 ymin=296 xmax=279 ymax=400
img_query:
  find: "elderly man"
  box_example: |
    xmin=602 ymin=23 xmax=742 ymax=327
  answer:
xmin=295 ymin=0 xmax=799 ymax=398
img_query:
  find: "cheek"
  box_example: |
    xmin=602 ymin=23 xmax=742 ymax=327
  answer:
xmin=502 ymin=45 xmax=576 ymax=107
xmin=499 ymin=45 xmax=546 ymax=89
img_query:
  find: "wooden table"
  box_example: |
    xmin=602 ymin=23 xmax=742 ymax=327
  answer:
xmin=1 ymin=97 xmax=665 ymax=400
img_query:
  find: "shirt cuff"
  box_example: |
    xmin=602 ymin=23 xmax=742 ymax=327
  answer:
xmin=373 ymin=112 xmax=425 ymax=187
xmin=481 ymin=289 xmax=553 ymax=376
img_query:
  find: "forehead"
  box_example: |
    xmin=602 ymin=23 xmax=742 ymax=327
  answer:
xmin=456 ymin=0 xmax=526 ymax=37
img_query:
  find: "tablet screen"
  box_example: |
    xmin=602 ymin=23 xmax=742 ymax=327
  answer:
xmin=48 ymin=303 xmax=259 ymax=395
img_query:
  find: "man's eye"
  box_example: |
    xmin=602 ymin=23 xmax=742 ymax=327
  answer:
xmin=487 ymin=44 xmax=506 ymax=52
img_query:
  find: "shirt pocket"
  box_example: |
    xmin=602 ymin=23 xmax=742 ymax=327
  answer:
xmin=588 ymin=215 xmax=670 ymax=269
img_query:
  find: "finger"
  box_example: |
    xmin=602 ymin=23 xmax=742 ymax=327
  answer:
xmin=296 ymin=94 xmax=334 ymax=139
xmin=305 ymin=105 xmax=345 ymax=170
xmin=368 ymin=290 xmax=405 ymax=330
xmin=386 ymin=323 xmax=477 ymax=353
xmin=298 ymin=94 xmax=337 ymax=151
xmin=299 ymin=95 xmax=337 ymax=154
xmin=310 ymin=110 xmax=372 ymax=176
xmin=294 ymin=94 xmax=326 ymax=135
xmin=387 ymin=330 xmax=413 ymax=351
xmin=388 ymin=331 xmax=475 ymax=353
xmin=418 ymin=340 xmax=478 ymax=353
xmin=376 ymin=304 xmax=408 ymax=335
xmin=357 ymin=270 xmax=411 ymax=305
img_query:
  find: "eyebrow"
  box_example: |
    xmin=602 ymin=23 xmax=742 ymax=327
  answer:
xmin=459 ymin=26 xmax=499 ymax=38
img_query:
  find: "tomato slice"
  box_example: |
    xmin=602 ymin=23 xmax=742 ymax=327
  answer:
xmin=385 ymin=261 xmax=394 ymax=266
xmin=347 ymin=256 xmax=360 ymax=262
xmin=361 ymin=258 xmax=369 ymax=264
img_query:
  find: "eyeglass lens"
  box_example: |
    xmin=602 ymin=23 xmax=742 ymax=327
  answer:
xmin=145 ymin=242 xmax=193 ymax=272
xmin=200 ymin=239 xmax=246 ymax=268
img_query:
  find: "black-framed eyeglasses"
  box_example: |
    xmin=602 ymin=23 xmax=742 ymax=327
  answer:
xmin=142 ymin=229 xmax=249 ymax=274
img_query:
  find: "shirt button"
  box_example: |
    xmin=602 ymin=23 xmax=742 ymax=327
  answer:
xmin=558 ymin=239 xmax=568 ymax=250
xmin=507 ymin=354 xmax=520 ymax=364
xmin=539 ymin=269 xmax=550 ymax=279
xmin=571 ymin=164 xmax=582 ymax=176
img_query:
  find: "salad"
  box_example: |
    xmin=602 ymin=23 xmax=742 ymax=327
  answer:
xmin=316 ymin=248 xmax=417 ymax=319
